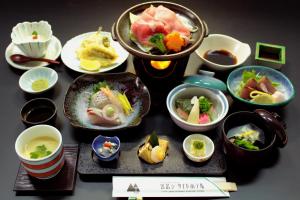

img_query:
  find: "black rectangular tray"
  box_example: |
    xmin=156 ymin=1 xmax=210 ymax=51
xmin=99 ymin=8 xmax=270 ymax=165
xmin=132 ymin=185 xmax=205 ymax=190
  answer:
xmin=77 ymin=130 xmax=226 ymax=177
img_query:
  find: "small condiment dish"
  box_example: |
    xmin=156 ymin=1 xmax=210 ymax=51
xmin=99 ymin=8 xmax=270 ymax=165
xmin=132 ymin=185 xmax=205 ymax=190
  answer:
xmin=15 ymin=124 xmax=64 ymax=179
xmin=19 ymin=67 xmax=58 ymax=94
xmin=92 ymin=135 xmax=121 ymax=162
xmin=183 ymin=134 xmax=214 ymax=162
xmin=21 ymin=98 xmax=57 ymax=126
xmin=11 ymin=21 xmax=53 ymax=58
xmin=166 ymin=84 xmax=229 ymax=132
xmin=196 ymin=34 xmax=251 ymax=71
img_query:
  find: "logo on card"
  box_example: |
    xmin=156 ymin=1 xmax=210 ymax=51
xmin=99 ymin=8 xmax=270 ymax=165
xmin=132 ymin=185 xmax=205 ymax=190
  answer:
xmin=127 ymin=183 xmax=140 ymax=192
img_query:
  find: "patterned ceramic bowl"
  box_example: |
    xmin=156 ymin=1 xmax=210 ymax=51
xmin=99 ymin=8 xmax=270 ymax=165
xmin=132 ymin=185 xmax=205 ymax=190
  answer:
xmin=227 ymin=65 xmax=295 ymax=107
xmin=64 ymin=72 xmax=151 ymax=131
xmin=11 ymin=21 xmax=53 ymax=58
xmin=15 ymin=125 xmax=64 ymax=179
xmin=92 ymin=135 xmax=121 ymax=162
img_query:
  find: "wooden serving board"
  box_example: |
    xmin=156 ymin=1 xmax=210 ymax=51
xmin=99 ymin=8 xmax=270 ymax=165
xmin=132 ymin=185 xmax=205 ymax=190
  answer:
xmin=77 ymin=131 xmax=226 ymax=177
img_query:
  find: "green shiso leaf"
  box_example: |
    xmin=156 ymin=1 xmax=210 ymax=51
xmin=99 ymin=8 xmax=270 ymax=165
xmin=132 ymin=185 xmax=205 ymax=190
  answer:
xmin=149 ymin=131 xmax=159 ymax=147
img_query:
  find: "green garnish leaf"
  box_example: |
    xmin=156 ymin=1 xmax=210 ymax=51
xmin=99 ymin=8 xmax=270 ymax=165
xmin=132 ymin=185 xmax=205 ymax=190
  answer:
xmin=30 ymin=144 xmax=52 ymax=159
xmin=149 ymin=131 xmax=159 ymax=147
xmin=149 ymin=33 xmax=167 ymax=53
xmin=192 ymin=140 xmax=204 ymax=150
xmin=93 ymin=81 xmax=112 ymax=93
xmin=233 ymin=138 xmax=259 ymax=150
xmin=175 ymin=99 xmax=193 ymax=113
xmin=198 ymin=96 xmax=212 ymax=113
xmin=32 ymin=31 xmax=38 ymax=36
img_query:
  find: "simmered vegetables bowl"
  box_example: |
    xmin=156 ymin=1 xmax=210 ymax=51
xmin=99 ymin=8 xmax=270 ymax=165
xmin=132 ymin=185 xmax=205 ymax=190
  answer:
xmin=64 ymin=72 xmax=150 ymax=131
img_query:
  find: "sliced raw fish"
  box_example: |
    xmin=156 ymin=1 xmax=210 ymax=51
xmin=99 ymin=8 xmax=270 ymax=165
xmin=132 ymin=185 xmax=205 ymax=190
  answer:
xmin=87 ymin=107 xmax=121 ymax=126
xmin=257 ymin=76 xmax=276 ymax=94
xmin=240 ymin=78 xmax=257 ymax=99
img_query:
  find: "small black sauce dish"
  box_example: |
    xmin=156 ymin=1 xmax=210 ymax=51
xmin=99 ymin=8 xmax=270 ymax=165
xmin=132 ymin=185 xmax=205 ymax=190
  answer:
xmin=21 ymin=98 xmax=57 ymax=126
xmin=222 ymin=109 xmax=287 ymax=166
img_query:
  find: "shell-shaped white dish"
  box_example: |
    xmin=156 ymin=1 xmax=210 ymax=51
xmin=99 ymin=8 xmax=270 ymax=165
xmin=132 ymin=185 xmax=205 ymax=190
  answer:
xmin=196 ymin=34 xmax=251 ymax=71
xmin=19 ymin=67 xmax=58 ymax=94
xmin=11 ymin=21 xmax=53 ymax=58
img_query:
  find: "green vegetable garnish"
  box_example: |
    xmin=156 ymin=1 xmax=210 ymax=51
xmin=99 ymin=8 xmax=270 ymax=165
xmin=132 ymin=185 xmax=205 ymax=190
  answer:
xmin=192 ymin=140 xmax=204 ymax=150
xmin=30 ymin=145 xmax=52 ymax=159
xmin=233 ymin=138 xmax=259 ymax=150
xmin=105 ymin=106 xmax=115 ymax=117
xmin=149 ymin=33 xmax=167 ymax=53
xmin=93 ymin=81 xmax=112 ymax=93
xmin=175 ymin=99 xmax=193 ymax=113
xmin=149 ymin=131 xmax=159 ymax=147
xmin=198 ymin=96 xmax=212 ymax=113
xmin=32 ymin=31 xmax=38 ymax=36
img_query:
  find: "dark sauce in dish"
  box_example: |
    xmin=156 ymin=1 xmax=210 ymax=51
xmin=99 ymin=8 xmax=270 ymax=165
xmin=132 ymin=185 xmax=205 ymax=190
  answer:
xmin=204 ymin=49 xmax=237 ymax=65
xmin=25 ymin=106 xmax=54 ymax=123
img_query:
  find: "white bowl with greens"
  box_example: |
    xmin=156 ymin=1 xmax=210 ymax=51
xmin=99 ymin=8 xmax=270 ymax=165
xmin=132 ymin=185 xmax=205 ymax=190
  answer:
xmin=166 ymin=84 xmax=229 ymax=132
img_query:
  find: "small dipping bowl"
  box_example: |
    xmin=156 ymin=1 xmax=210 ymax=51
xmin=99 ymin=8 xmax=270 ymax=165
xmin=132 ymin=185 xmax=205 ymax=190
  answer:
xmin=92 ymin=135 xmax=121 ymax=162
xmin=21 ymin=98 xmax=57 ymax=126
xmin=183 ymin=134 xmax=214 ymax=163
xmin=11 ymin=21 xmax=53 ymax=58
xmin=222 ymin=110 xmax=287 ymax=166
xmin=166 ymin=84 xmax=229 ymax=132
xmin=19 ymin=67 xmax=58 ymax=94
xmin=196 ymin=34 xmax=251 ymax=71
xmin=15 ymin=125 xmax=64 ymax=179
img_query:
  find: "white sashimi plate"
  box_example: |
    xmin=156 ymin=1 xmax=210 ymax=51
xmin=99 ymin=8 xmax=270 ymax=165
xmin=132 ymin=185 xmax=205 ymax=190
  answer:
xmin=61 ymin=32 xmax=129 ymax=74
xmin=5 ymin=36 xmax=62 ymax=70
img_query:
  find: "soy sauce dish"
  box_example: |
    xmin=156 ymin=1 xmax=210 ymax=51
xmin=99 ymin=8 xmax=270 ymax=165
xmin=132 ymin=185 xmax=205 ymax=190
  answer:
xmin=196 ymin=34 xmax=251 ymax=71
xmin=21 ymin=98 xmax=57 ymax=126
xmin=222 ymin=110 xmax=287 ymax=165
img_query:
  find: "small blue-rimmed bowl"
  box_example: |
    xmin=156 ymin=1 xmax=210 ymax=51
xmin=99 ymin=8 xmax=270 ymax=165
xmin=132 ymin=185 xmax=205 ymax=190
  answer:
xmin=92 ymin=135 xmax=120 ymax=162
xmin=227 ymin=65 xmax=295 ymax=107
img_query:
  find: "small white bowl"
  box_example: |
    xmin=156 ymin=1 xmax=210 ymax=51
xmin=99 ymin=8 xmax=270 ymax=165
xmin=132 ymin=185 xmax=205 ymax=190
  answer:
xmin=166 ymin=84 xmax=229 ymax=132
xmin=183 ymin=134 xmax=215 ymax=162
xmin=15 ymin=125 xmax=64 ymax=179
xmin=11 ymin=21 xmax=53 ymax=58
xmin=196 ymin=34 xmax=251 ymax=71
xmin=19 ymin=67 xmax=58 ymax=94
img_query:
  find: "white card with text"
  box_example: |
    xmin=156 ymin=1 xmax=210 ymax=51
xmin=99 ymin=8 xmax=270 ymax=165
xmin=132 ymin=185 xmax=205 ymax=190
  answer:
xmin=113 ymin=176 xmax=230 ymax=198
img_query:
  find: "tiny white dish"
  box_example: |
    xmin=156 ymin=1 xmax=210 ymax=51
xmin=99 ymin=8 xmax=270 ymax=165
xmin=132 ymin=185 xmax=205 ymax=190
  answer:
xmin=19 ymin=67 xmax=58 ymax=94
xmin=11 ymin=21 xmax=53 ymax=58
xmin=61 ymin=31 xmax=129 ymax=74
xmin=196 ymin=34 xmax=251 ymax=71
xmin=183 ymin=134 xmax=214 ymax=163
xmin=5 ymin=35 xmax=62 ymax=70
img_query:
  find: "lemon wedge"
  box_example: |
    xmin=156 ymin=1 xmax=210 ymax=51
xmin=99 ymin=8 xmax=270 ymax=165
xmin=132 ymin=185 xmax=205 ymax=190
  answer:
xmin=80 ymin=59 xmax=101 ymax=71
xmin=250 ymin=91 xmax=274 ymax=104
